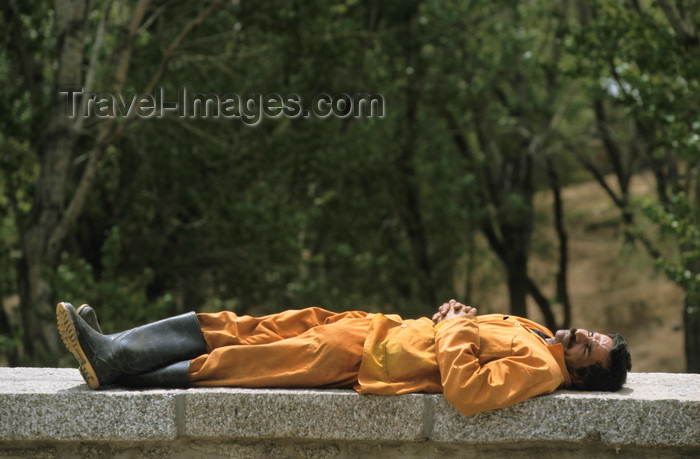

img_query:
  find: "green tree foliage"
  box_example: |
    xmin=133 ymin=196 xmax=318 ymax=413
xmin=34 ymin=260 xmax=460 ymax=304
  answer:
xmin=0 ymin=0 xmax=697 ymax=372
xmin=568 ymin=0 xmax=699 ymax=371
xmin=418 ymin=0 xmax=579 ymax=328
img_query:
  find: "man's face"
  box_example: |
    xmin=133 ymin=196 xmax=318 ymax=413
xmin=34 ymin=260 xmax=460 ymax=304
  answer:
xmin=551 ymin=328 xmax=614 ymax=379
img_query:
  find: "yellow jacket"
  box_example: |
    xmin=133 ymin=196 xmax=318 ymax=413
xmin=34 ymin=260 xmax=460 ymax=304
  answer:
xmin=356 ymin=313 xmax=571 ymax=416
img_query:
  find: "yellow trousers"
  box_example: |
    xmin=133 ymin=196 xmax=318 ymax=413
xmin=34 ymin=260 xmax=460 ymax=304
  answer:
xmin=189 ymin=307 xmax=371 ymax=388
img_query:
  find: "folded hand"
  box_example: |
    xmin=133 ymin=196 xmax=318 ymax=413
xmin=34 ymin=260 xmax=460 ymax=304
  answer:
xmin=432 ymin=299 xmax=477 ymax=324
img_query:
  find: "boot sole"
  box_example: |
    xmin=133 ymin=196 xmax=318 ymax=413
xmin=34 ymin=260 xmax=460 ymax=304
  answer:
xmin=57 ymin=302 xmax=101 ymax=389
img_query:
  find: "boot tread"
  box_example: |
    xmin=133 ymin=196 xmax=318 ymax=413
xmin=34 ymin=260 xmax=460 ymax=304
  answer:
xmin=57 ymin=302 xmax=101 ymax=389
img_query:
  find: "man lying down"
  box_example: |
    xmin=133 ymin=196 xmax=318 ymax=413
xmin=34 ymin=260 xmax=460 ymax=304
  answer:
xmin=57 ymin=299 xmax=631 ymax=416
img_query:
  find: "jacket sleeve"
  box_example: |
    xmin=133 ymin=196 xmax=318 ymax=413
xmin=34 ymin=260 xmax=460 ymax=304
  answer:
xmin=435 ymin=316 xmax=562 ymax=416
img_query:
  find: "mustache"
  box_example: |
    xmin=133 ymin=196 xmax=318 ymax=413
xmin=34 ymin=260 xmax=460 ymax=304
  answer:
xmin=567 ymin=328 xmax=577 ymax=349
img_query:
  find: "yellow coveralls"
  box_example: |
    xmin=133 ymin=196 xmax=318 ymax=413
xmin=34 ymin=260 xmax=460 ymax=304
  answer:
xmin=189 ymin=307 xmax=572 ymax=416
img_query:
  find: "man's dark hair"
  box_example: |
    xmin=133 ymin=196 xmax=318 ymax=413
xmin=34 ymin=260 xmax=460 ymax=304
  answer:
xmin=574 ymin=333 xmax=631 ymax=391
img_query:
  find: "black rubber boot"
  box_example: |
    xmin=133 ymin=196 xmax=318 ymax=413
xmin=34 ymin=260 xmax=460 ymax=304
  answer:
xmin=116 ymin=360 xmax=192 ymax=388
xmin=76 ymin=304 xmax=195 ymax=389
xmin=57 ymin=302 xmax=207 ymax=389
xmin=77 ymin=304 xmax=103 ymax=334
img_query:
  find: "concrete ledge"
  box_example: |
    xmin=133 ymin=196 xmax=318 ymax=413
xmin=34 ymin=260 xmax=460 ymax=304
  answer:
xmin=0 ymin=368 xmax=698 ymax=458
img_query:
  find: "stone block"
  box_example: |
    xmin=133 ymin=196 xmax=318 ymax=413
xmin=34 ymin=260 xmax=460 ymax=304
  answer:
xmin=0 ymin=368 xmax=179 ymax=441
xmin=0 ymin=368 xmax=698 ymax=456
xmin=183 ymin=388 xmax=427 ymax=441
xmin=429 ymin=373 xmax=700 ymax=447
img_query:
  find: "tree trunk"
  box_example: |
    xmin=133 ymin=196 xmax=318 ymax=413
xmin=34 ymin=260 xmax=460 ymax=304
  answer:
xmin=526 ymin=277 xmax=558 ymax=331
xmin=18 ymin=0 xmax=90 ymax=362
xmin=12 ymin=0 xmax=219 ymax=362
xmin=685 ymin=294 xmax=700 ymax=373
xmin=0 ymin=288 xmax=18 ymax=366
xmin=505 ymin=249 xmax=529 ymax=318
xmin=394 ymin=0 xmax=436 ymax=308
xmin=546 ymin=156 xmax=571 ymax=329
xmin=683 ymin=249 xmax=700 ymax=372
xmin=463 ymin=230 xmax=476 ymax=305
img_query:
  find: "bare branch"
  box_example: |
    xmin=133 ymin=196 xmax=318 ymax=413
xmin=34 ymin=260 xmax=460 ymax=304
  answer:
xmin=75 ymin=0 xmax=114 ymax=134
xmin=442 ymin=108 xmax=475 ymax=162
xmin=113 ymin=0 xmax=152 ymax=95
xmin=570 ymin=141 xmax=665 ymax=260
xmin=594 ymin=97 xmax=630 ymax=194
xmin=49 ymin=0 xmax=222 ymax=254
xmin=527 ymin=92 xmax=571 ymax=157
xmin=544 ymin=155 xmax=571 ymax=330
xmin=572 ymin=145 xmax=625 ymax=209
xmin=108 ymin=0 xmax=223 ymax=144
xmin=83 ymin=0 xmax=113 ymax=94
xmin=526 ymin=276 xmax=557 ymax=331
xmin=658 ymin=0 xmax=698 ymax=47
xmin=170 ymin=116 xmax=236 ymax=150
xmin=443 ymin=107 xmax=501 ymax=210
xmin=138 ymin=3 xmax=167 ymax=34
